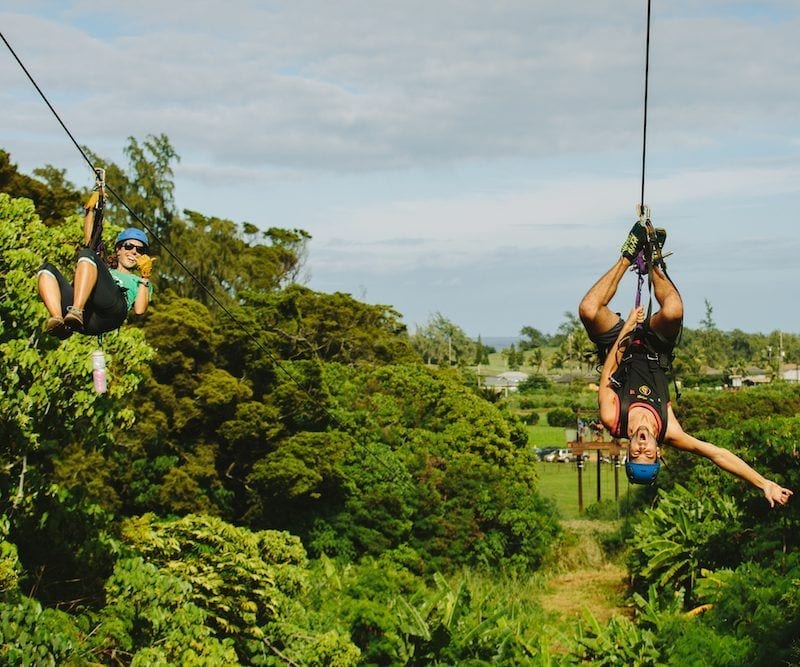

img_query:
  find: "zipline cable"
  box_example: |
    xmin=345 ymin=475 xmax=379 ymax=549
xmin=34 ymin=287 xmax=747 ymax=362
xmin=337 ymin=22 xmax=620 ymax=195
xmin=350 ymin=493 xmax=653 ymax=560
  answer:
xmin=640 ymin=0 xmax=652 ymax=212
xmin=1 ymin=31 xmax=99 ymax=180
xmin=1 ymin=31 xmax=409 ymax=488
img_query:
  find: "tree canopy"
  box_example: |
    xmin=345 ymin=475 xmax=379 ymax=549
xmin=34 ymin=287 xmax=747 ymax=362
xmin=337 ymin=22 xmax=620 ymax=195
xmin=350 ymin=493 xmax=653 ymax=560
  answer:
xmin=2 ymin=141 xmax=799 ymax=665
xmin=0 ymin=144 xmax=564 ymax=663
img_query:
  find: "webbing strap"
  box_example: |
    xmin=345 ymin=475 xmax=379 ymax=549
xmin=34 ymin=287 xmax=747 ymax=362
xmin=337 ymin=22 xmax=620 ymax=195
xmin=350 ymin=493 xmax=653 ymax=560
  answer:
xmin=632 ymin=208 xmax=656 ymax=331
xmin=87 ymin=168 xmax=106 ymax=254
xmin=88 ymin=195 xmax=105 ymax=252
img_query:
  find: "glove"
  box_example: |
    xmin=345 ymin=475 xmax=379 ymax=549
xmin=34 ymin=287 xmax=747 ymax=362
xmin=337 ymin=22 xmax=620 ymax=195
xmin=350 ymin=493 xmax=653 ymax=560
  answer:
xmin=136 ymin=254 xmax=156 ymax=279
xmin=84 ymin=190 xmax=100 ymax=212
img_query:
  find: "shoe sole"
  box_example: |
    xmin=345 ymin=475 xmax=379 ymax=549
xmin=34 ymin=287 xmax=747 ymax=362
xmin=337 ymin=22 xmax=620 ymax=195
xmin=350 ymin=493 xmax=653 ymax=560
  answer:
xmin=63 ymin=315 xmax=84 ymax=331
xmin=46 ymin=321 xmax=73 ymax=340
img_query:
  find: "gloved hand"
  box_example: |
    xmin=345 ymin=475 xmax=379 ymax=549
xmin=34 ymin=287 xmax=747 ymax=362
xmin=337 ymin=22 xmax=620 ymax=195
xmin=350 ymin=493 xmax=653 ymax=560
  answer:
xmin=84 ymin=191 xmax=101 ymax=211
xmin=136 ymin=254 xmax=156 ymax=279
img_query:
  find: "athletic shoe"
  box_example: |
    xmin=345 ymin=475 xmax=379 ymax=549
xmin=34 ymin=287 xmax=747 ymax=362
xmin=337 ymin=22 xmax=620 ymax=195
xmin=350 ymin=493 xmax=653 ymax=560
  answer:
xmin=45 ymin=316 xmax=72 ymax=340
xmin=620 ymin=222 xmax=648 ymax=261
xmin=648 ymin=227 xmax=668 ymax=269
xmin=63 ymin=306 xmax=84 ymax=332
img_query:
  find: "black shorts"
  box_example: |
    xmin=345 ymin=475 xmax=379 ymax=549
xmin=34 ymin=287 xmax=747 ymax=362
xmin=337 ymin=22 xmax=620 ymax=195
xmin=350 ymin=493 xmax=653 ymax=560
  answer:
xmin=39 ymin=248 xmax=128 ymax=335
xmin=590 ymin=317 xmax=679 ymax=365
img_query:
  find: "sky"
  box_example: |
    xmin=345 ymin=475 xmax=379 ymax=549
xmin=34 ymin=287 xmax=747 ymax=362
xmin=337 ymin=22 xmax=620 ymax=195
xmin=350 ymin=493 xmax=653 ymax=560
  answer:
xmin=1 ymin=1 xmax=799 ymax=338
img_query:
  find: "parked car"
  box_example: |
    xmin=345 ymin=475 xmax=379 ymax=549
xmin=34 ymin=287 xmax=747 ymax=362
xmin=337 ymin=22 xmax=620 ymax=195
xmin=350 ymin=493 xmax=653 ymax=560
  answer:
xmin=541 ymin=447 xmax=559 ymax=462
xmin=555 ymin=448 xmax=572 ymax=463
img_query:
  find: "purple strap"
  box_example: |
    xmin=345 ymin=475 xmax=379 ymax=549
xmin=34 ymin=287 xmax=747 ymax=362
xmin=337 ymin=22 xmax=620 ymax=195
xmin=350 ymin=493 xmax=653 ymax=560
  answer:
xmin=633 ymin=249 xmax=647 ymax=324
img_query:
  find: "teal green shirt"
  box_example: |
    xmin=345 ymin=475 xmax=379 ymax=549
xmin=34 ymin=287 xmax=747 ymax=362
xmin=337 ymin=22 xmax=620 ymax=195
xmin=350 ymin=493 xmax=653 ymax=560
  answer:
xmin=111 ymin=269 xmax=153 ymax=310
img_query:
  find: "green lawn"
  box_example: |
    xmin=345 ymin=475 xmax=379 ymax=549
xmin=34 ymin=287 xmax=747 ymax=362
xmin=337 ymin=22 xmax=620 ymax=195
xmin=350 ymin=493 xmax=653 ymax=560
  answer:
xmin=527 ymin=424 xmax=570 ymax=448
xmin=535 ymin=461 xmax=631 ymax=520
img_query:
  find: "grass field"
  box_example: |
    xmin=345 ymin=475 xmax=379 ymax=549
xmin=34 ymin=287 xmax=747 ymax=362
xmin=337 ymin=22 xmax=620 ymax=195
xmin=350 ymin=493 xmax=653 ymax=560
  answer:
xmin=535 ymin=461 xmax=631 ymax=520
xmin=527 ymin=423 xmax=568 ymax=448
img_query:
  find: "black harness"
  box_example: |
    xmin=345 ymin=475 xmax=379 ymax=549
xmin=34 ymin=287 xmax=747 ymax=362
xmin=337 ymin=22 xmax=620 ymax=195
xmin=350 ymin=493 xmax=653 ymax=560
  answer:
xmin=609 ymin=333 xmax=672 ymax=442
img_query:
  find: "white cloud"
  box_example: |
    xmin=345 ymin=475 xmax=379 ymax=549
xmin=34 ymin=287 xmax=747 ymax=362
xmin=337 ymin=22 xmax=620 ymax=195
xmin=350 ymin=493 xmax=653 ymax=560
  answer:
xmin=1 ymin=1 xmax=799 ymax=334
xmin=5 ymin=2 xmax=796 ymax=172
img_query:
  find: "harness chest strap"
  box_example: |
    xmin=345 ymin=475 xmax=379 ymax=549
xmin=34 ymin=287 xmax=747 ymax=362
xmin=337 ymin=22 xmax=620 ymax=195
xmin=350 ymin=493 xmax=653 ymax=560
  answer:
xmin=610 ymin=355 xmax=669 ymax=442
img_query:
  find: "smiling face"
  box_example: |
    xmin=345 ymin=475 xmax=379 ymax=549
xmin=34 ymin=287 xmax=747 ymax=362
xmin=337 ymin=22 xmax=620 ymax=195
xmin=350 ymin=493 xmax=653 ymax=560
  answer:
xmin=627 ymin=425 xmax=659 ymax=463
xmin=115 ymin=240 xmax=147 ymax=271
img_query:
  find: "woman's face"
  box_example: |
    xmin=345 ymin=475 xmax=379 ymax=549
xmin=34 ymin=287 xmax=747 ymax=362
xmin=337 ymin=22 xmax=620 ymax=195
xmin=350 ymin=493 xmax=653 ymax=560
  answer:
xmin=116 ymin=240 xmax=147 ymax=270
xmin=627 ymin=425 xmax=659 ymax=463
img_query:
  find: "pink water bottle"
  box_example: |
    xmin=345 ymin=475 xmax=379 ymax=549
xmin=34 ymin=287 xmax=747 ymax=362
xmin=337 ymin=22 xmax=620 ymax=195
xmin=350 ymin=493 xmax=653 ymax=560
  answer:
xmin=92 ymin=350 xmax=107 ymax=394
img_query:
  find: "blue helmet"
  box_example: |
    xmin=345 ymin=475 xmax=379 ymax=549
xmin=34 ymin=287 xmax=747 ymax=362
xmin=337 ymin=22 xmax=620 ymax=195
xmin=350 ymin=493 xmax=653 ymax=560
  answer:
xmin=115 ymin=227 xmax=149 ymax=248
xmin=625 ymin=460 xmax=661 ymax=485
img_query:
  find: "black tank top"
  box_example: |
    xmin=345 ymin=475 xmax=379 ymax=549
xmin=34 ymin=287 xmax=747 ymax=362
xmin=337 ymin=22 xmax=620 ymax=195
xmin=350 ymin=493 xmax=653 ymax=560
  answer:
xmin=610 ymin=353 xmax=670 ymax=442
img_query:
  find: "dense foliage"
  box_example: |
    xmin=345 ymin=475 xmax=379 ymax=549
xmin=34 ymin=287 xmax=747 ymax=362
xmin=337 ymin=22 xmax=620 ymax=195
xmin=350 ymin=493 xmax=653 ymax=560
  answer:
xmin=579 ymin=384 xmax=800 ymax=665
xmin=0 ymin=149 xmax=562 ymax=664
xmin=2 ymin=145 xmax=799 ymax=664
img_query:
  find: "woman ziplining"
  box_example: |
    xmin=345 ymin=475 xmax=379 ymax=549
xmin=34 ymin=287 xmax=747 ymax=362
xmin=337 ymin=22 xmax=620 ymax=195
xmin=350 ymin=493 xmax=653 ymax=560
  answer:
xmin=0 ymin=32 xmax=156 ymax=340
xmin=576 ymin=1 xmax=792 ymax=506
xmin=37 ymin=169 xmax=155 ymax=339
xmin=578 ymin=222 xmax=792 ymax=507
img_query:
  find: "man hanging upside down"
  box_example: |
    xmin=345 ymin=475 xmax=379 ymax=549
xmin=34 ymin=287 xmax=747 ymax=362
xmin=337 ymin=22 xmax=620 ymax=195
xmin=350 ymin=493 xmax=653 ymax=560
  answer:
xmin=578 ymin=220 xmax=793 ymax=507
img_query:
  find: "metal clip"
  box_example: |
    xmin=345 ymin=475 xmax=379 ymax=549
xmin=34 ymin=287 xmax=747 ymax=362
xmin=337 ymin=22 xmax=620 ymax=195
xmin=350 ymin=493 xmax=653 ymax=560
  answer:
xmin=635 ymin=203 xmax=651 ymax=224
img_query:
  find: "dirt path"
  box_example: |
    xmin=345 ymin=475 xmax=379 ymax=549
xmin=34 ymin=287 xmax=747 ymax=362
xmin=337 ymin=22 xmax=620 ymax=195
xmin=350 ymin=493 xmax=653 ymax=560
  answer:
xmin=540 ymin=562 xmax=631 ymax=624
xmin=539 ymin=519 xmax=633 ymax=624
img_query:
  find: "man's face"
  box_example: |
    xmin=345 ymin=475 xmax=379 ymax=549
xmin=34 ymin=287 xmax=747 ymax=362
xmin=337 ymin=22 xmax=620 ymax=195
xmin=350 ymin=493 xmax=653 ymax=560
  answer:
xmin=627 ymin=425 xmax=659 ymax=463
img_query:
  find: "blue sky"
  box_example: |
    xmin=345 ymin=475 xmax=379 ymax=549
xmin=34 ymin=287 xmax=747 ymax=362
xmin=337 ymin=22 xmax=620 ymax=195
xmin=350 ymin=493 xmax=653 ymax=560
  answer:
xmin=2 ymin=2 xmax=798 ymax=337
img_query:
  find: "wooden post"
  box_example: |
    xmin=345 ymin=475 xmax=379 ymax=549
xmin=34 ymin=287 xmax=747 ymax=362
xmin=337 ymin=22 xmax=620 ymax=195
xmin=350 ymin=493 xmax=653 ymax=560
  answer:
xmin=609 ymin=441 xmax=621 ymax=502
xmin=596 ymin=449 xmax=601 ymax=503
xmin=569 ymin=426 xmax=623 ymax=513
xmin=573 ymin=442 xmax=585 ymax=514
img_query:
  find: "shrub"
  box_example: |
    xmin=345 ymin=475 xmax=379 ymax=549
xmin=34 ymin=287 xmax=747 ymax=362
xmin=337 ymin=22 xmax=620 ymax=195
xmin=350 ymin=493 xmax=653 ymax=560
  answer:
xmin=627 ymin=484 xmax=743 ymax=599
xmin=693 ymin=559 xmax=800 ymax=665
xmin=584 ymin=499 xmax=621 ymax=521
xmin=517 ymin=374 xmax=551 ymax=391
xmin=0 ymin=595 xmax=91 ymax=665
xmin=523 ymin=411 xmax=540 ymax=425
xmin=546 ymin=408 xmax=575 ymax=427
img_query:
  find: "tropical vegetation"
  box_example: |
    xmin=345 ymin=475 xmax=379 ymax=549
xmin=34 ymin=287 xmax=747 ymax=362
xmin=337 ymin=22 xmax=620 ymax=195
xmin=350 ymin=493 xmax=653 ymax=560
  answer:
xmin=1 ymin=140 xmax=798 ymax=665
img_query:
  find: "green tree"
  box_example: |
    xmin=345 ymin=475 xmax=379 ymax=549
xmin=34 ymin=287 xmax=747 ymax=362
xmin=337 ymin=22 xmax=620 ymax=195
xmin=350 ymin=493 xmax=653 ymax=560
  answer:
xmin=120 ymin=513 xmax=360 ymax=665
xmin=246 ymin=284 xmax=418 ymax=365
xmin=551 ymin=311 xmax=594 ymax=371
xmin=473 ymin=335 xmax=490 ymax=365
xmin=519 ymin=325 xmax=549 ymax=349
xmin=692 ymin=561 xmax=800 ymax=666
xmin=411 ymin=313 xmax=475 ymax=367
xmin=154 ymin=212 xmax=312 ymax=308
xmin=311 ymin=363 xmax=560 ymax=572
xmin=121 ymin=133 xmax=179 ymax=239
xmin=81 ymin=134 xmax=179 ymax=239
xmin=696 ymin=299 xmax=729 ymax=370
xmin=0 ymin=193 xmax=155 ymax=604
xmin=528 ymin=347 xmax=544 ymax=373
xmin=98 ymin=556 xmax=240 ymax=664
xmin=0 ymin=150 xmax=81 ymax=225
xmin=503 ymin=343 xmax=522 ymax=370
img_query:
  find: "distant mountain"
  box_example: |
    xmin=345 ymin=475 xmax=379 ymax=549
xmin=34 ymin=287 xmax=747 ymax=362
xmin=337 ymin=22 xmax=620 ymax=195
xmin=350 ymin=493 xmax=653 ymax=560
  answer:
xmin=478 ymin=336 xmax=521 ymax=350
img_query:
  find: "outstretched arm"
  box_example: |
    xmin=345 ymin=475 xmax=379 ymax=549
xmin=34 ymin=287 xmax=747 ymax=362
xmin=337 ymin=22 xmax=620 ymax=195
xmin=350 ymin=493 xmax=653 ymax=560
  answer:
xmin=665 ymin=407 xmax=793 ymax=507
